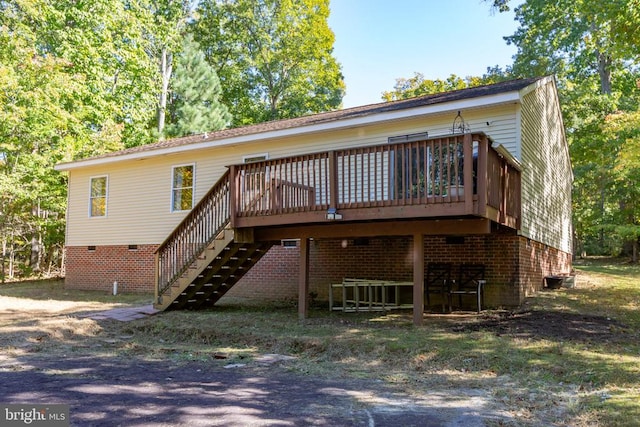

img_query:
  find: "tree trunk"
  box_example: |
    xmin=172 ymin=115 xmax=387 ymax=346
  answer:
xmin=30 ymin=205 xmax=42 ymax=274
xmin=30 ymin=235 xmax=40 ymax=274
xmin=1 ymin=238 xmax=5 ymax=285
xmin=596 ymin=50 xmax=612 ymax=95
xmin=157 ymin=46 xmax=173 ymax=139
xmin=8 ymin=230 xmax=14 ymax=279
xmin=633 ymin=237 xmax=639 ymax=264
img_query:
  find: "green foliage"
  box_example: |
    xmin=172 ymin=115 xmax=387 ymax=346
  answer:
xmin=602 ymin=110 xmax=640 ymax=258
xmin=165 ymin=34 xmax=231 ymax=138
xmin=191 ymin=0 xmax=345 ymax=125
xmin=381 ymin=67 xmax=512 ymax=102
xmin=491 ymin=0 xmax=640 ymax=259
xmin=0 ymin=0 xmax=347 ymax=276
xmin=0 ymin=0 xmax=161 ymax=277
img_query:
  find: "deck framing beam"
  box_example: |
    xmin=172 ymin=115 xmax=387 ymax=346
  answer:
xmin=252 ymin=218 xmax=491 ymax=241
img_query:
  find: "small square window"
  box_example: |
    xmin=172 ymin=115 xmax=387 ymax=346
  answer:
xmin=281 ymin=239 xmax=298 ymax=248
xmin=446 ymin=236 xmax=465 ymax=245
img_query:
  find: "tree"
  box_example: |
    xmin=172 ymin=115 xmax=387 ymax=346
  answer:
xmin=489 ymin=0 xmax=640 ymax=259
xmin=151 ymin=0 xmax=194 ymax=138
xmin=192 ymin=0 xmax=345 ymax=125
xmin=382 ymin=68 xmax=511 ymax=102
xmin=601 ymin=109 xmax=640 ymax=262
xmin=491 ymin=0 xmax=640 ymax=95
xmin=0 ymin=0 xmax=161 ymax=276
xmin=165 ymin=34 xmax=231 ymax=137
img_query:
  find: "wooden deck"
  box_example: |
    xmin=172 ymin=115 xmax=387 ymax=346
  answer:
xmin=154 ymin=132 xmax=522 ymax=324
xmin=230 ymin=133 xmax=520 ymax=230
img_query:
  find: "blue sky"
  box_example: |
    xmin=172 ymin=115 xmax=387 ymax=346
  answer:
xmin=328 ymin=1 xmax=522 ymax=108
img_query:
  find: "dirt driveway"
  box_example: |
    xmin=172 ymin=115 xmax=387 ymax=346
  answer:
xmin=1 ymin=353 xmax=502 ymax=426
xmin=0 ymin=295 xmax=512 ymax=426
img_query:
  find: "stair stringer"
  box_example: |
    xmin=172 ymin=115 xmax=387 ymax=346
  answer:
xmin=175 ymin=240 xmax=274 ymax=310
xmin=154 ymin=228 xmax=234 ymax=311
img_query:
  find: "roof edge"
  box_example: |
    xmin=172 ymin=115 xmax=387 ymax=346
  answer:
xmin=56 ymin=77 xmax=544 ymax=171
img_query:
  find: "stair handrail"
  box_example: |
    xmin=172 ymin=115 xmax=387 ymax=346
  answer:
xmin=155 ymin=170 xmax=231 ymax=299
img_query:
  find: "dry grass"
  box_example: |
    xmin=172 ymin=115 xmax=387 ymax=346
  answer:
xmin=1 ymin=263 xmax=639 ymax=426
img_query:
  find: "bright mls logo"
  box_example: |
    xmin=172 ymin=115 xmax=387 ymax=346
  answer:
xmin=0 ymin=405 xmax=69 ymax=426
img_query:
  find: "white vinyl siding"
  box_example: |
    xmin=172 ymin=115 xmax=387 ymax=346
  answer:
xmin=89 ymin=176 xmax=108 ymax=217
xmin=519 ymin=80 xmax=572 ymax=253
xmin=64 ymin=104 xmax=521 ymax=246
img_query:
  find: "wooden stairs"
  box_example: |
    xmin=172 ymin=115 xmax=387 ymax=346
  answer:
xmin=155 ymin=228 xmax=274 ymax=311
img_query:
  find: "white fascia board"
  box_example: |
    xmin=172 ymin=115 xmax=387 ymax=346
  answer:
xmin=55 ymin=91 xmax=521 ymax=171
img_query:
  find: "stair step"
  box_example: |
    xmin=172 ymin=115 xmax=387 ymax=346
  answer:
xmin=157 ymin=236 xmax=275 ymax=311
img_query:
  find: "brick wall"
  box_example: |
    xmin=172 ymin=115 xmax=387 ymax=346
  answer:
xmin=64 ymin=232 xmax=572 ymax=307
xmin=231 ymin=231 xmax=572 ymax=308
xmin=227 ymin=244 xmax=299 ymax=300
xmin=64 ymin=245 xmax=158 ymax=293
xmin=310 ymin=238 xmax=414 ymax=299
xmin=517 ymin=236 xmax=573 ymax=300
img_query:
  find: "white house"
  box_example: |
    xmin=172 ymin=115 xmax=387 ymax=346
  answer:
xmin=56 ymin=76 xmax=572 ymax=325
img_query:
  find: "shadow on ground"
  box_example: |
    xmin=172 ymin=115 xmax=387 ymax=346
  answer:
xmin=452 ymin=310 xmax=630 ymax=344
xmin=0 ymin=355 xmax=505 ymax=426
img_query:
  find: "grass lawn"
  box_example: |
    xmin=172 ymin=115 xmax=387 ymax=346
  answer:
xmin=1 ymin=258 xmax=638 ymax=426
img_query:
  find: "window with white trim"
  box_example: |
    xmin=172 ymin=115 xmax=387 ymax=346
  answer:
xmin=89 ymin=176 xmax=108 ymax=217
xmin=172 ymin=164 xmax=194 ymax=211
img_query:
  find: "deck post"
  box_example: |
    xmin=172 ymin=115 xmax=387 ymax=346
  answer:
xmin=298 ymin=237 xmax=310 ymax=320
xmin=154 ymin=251 xmax=160 ymax=305
xmin=412 ymin=233 xmax=425 ymax=326
xmin=229 ymin=165 xmax=237 ymax=228
xmin=477 ymin=135 xmax=488 ymax=216
xmin=463 ymin=133 xmax=474 ymax=214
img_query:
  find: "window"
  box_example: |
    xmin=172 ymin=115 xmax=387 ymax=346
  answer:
xmin=89 ymin=176 xmax=108 ymax=217
xmin=172 ymin=164 xmax=194 ymax=211
xmin=281 ymin=239 xmax=298 ymax=248
xmin=243 ymin=153 xmax=269 ymax=163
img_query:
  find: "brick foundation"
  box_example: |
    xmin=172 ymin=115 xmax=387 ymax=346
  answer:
xmin=227 ymin=244 xmax=300 ymax=300
xmin=63 ymin=232 xmax=572 ymax=307
xmin=232 ymin=231 xmax=572 ymax=308
xmin=64 ymin=245 xmax=158 ymax=293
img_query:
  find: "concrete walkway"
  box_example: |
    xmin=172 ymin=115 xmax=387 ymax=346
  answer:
xmin=81 ymin=304 xmax=159 ymax=321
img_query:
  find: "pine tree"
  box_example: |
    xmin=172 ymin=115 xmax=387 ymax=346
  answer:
xmin=165 ymin=34 xmax=231 ymax=138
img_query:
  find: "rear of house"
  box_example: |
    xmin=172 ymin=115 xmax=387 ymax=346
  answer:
xmin=56 ymin=76 xmax=572 ymax=322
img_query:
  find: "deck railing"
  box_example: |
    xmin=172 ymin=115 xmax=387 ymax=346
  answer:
xmin=486 ymin=144 xmax=521 ymax=226
xmin=231 ymin=133 xmax=520 ymax=222
xmin=233 ymin=154 xmax=327 ymax=217
xmin=155 ymin=170 xmax=230 ymax=299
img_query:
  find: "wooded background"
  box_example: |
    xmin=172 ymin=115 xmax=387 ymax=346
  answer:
xmin=1 ymin=0 xmax=638 ymax=280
